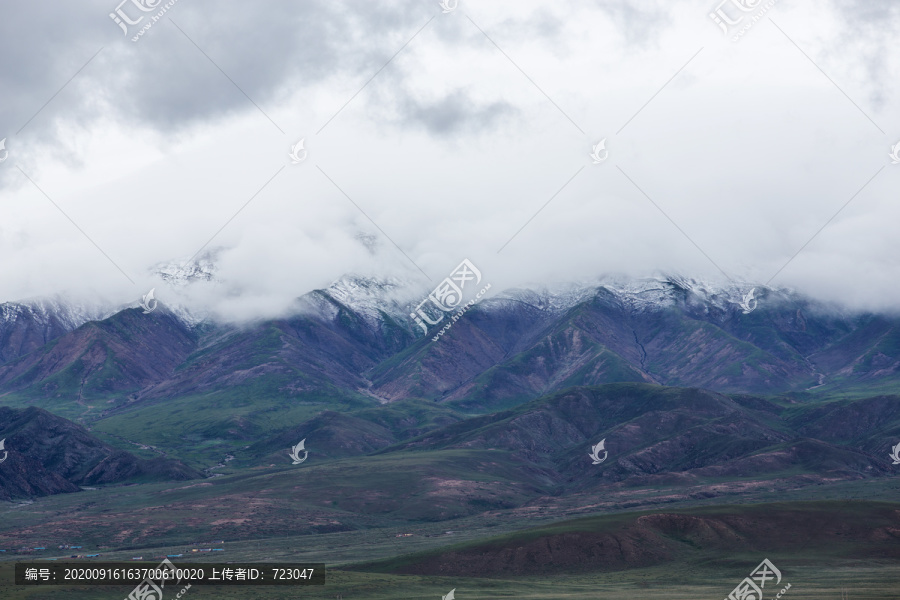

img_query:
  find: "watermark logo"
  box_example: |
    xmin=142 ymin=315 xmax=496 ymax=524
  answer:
xmin=709 ymin=0 xmax=778 ymax=41
xmin=739 ymin=288 xmax=758 ymax=314
xmin=139 ymin=288 xmax=158 ymax=314
xmin=289 ymin=139 xmax=307 ymax=164
xmin=110 ymin=0 xmax=160 ymax=35
xmin=590 ymin=139 xmax=608 ymax=163
xmin=439 ymin=0 xmax=458 ymax=14
xmin=725 ymin=558 xmax=789 ymax=600
xmin=589 ymin=439 xmax=608 ymax=464
xmin=289 ymin=439 xmax=308 ymax=465
xmin=409 ymin=259 xmax=492 ymax=341
xmin=124 ymin=557 xmax=190 ymax=600
xmin=889 ymin=142 xmax=900 ymax=164
xmin=0 ymin=138 xmax=8 ymax=163
xmin=0 ymin=439 xmax=7 ymax=464
xmin=889 ymin=442 xmax=900 ymax=465
xmin=709 ymin=0 xmax=759 ymax=33
xmin=442 ymin=589 xmax=456 ymax=600
xmin=110 ymin=0 xmax=181 ymax=42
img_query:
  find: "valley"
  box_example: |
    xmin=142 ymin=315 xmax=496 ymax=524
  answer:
xmin=1 ymin=276 xmax=899 ymax=598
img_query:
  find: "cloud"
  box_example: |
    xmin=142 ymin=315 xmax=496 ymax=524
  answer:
xmin=396 ymin=89 xmax=516 ymax=135
xmin=0 ymin=0 xmax=898 ymax=319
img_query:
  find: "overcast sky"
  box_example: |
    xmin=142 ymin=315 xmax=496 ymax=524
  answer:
xmin=0 ymin=0 xmax=898 ymax=319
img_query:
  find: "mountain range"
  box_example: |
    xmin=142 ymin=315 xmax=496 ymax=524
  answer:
xmin=0 ymin=271 xmax=898 ymax=504
xmin=1 ymin=273 xmax=898 ymax=414
xmin=2 ymin=381 xmax=897 ymax=538
xmin=1 ymin=271 xmax=899 ymax=600
xmin=0 ymin=406 xmax=199 ymax=501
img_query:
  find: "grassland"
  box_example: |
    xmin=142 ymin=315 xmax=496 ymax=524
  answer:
xmin=1 ymin=553 xmax=898 ymax=599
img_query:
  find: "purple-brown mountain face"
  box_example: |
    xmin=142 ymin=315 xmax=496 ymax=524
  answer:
xmin=0 ymin=307 xmax=198 ymax=402
xmin=0 ymin=274 xmax=897 ymax=530
xmin=0 ymin=406 xmax=201 ymax=500
xmin=0 ymin=299 xmax=113 ymax=365
xmin=0 ymin=276 xmax=896 ymax=411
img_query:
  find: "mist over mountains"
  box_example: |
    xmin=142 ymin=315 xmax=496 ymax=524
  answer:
xmin=1 ymin=2 xmax=898 ymax=593
xmin=1 ymin=268 xmax=898 ymax=585
xmin=1 ymin=270 xmax=897 ymax=410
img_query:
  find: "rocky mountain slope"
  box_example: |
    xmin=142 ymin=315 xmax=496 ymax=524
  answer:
xmin=0 ymin=274 xmax=898 ymax=454
xmin=378 ymin=384 xmax=898 ymax=489
xmin=0 ymin=406 xmax=201 ymax=500
xmin=358 ymin=501 xmax=900 ymax=577
xmin=0 ymin=306 xmax=198 ymax=402
xmin=3 ymin=383 xmax=895 ymax=546
xmin=224 ymin=383 xmax=899 ymax=521
xmin=0 ymin=296 xmax=115 ymax=365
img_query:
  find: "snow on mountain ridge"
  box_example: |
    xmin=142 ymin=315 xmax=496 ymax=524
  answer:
xmin=144 ymin=248 xmax=773 ymax=324
xmin=294 ymin=273 xmax=777 ymax=329
xmin=0 ymin=295 xmax=116 ymax=328
xmin=598 ymin=275 xmax=762 ymax=312
xmin=152 ymin=253 xmax=218 ymax=287
xmin=0 ymin=270 xmax=780 ymax=338
xmin=489 ymin=284 xmax=598 ymax=314
xmin=287 ymin=274 xmax=772 ymax=336
xmin=293 ymin=274 xmax=424 ymax=327
xmin=488 ymin=276 xmax=766 ymax=317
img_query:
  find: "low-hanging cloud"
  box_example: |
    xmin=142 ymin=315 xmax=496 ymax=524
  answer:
xmin=0 ymin=0 xmax=898 ymax=320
